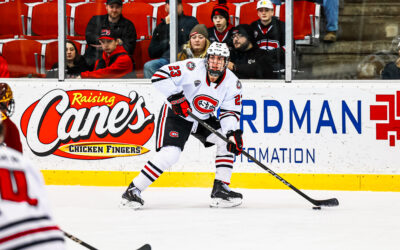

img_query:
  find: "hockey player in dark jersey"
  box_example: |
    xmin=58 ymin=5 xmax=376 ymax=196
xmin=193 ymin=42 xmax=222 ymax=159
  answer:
xmin=121 ymin=42 xmax=244 ymax=209
xmin=0 ymin=83 xmax=23 ymax=153
xmin=250 ymin=0 xmax=285 ymax=75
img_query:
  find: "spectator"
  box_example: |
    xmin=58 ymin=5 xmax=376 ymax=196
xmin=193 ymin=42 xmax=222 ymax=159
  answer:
xmin=0 ymin=83 xmax=23 ymax=153
xmin=178 ymin=24 xmax=210 ymax=61
xmin=208 ymin=2 xmax=233 ymax=45
xmin=250 ymin=0 xmax=285 ymax=73
xmin=271 ymin=0 xmax=339 ymax=43
xmin=0 ymin=55 xmax=10 ymax=78
xmin=80 ymin=28 xmax=134 ymax=78
xmin=144 ymin=0 xmax=198 ymax=78
xmin=46 ymin=41 xmax=90 ymax=78
xmin=382 ymin=42 xmax=400 ymax=79
xmin=228 ymin=24 xmax=274 ymax=79
xmin=85 ymin=0 xmax=137 ymax=68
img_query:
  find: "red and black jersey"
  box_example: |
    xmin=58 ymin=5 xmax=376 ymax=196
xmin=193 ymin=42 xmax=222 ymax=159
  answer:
xmin=3 ymin=117 xmax=23 ymax=153
xmin=81 ymin=45 xmax=134 ymax=78
xmin=207 ymin=26 xmax=233 ymax=47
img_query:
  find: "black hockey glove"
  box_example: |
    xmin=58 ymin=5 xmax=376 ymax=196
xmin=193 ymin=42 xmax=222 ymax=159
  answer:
xmin=167 ymin=91 xmax=192 ymax=117
xmin=226 ymin=129 xmax=243 ymax=155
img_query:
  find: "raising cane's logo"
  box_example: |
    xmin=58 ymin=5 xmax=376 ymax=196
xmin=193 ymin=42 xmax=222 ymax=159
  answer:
xmin=20 ymin=89 xmax=155 ymax=159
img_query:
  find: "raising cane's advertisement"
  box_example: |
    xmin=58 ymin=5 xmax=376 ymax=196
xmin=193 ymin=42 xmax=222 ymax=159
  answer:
xmin=20 ymin=89 xmax=155 ymax=160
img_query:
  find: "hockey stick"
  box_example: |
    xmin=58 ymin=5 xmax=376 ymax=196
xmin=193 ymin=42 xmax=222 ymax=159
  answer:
xmin=187 ymin=111 xmax=339 ymax=207
xmin=62 ymin=230 xmax=152 ymax=250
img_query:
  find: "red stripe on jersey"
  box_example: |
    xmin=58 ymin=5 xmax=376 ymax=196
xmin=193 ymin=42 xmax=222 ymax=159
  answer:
xmin=216 ymin=159 xmax=234 ymax=164
xmin=153 ymin=74 xmax=167 ymax=79
xmin=0 ymin=226 xmax=60 ymax=244
xmin=157 ymin=104 xmax=168 ymax=149
xmin=144 ymin=165 xmax=159 ymax=178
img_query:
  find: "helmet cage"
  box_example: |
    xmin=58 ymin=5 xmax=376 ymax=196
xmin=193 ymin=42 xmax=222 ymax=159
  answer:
xmin=205 ymin=42 xmax=230 ymax=77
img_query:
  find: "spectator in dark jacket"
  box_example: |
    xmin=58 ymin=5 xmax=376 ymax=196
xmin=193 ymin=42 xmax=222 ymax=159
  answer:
xmin=81 ymin=28 xmax=134 ymax=78
xmin=382 ymin=42 xmax=400 ymax=79
xmin=85 ymin=0 xmax=136 ymax=68
xmin=250 ymin=0 xmax=285 ymax=73
xmin=207 ymin=3 xmax=233 ymax=45
xmin=143 ymin=0 xmax=198 ymax=78
xmin=46 ymin=41 xmax=90 ymax=78
xmin=228 ymin=24 xmax=274 ymax=79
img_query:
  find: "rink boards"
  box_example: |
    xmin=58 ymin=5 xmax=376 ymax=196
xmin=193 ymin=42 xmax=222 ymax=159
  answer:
xmin=7 ymin=79 xmax=400 ymax=191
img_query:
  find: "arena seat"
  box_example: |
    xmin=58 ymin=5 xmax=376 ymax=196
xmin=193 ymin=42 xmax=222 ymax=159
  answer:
xmin=30 ymin=3 xmax=72 ymax=38
xmin=278 ymin=0 xmax=320 ymax=45
xmin=41 ymin=41 xmax=58 ymax=73
xmin=133 ymin=39 xmax=151 ymax=78
xmin=0 ymin=2 xmax=28 ymax=39
xmin=1 ymin=39 xmax=43 ymax=77
xmin=195 ymin=2 xmax=236 ymax=28
xmin=122 ymin=2 xmax=154 ymax=39
xmin=71 ymin=2 xmax=107 ymax=37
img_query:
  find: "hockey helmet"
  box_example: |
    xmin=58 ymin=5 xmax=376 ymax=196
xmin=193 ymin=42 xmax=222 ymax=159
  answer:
xmin=206 ymin=42 xmax=230 ymax=77
xmin=0 ymin=83 xmax=15 ymax=118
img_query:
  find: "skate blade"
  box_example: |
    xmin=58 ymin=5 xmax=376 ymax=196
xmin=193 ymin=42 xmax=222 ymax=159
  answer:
xmin=210 ymin=198 xmax=242 ymax=208
xmin=119 ymin=198 xmax=143 ymax=210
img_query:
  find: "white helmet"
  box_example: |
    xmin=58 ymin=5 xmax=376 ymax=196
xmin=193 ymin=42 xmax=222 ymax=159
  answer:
xmin=206 ymin=42 xmax=230 ymax=77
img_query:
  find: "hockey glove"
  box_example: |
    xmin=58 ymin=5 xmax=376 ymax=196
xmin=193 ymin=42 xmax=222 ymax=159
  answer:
xmin=226 ymin=129 xmax=243 ymax=155
xmin=167 ymin=91 xmax=192 ymax=117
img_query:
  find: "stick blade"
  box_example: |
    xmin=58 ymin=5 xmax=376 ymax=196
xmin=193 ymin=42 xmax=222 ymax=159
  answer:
xmin=314 ymin=198 xmax=339 ymax=207
xmin=137 ymin=244 xmax=151 ymax=250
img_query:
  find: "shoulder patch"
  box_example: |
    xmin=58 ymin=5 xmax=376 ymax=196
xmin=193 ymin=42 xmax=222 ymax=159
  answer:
xmin=186 ymin=61 xmax=195 ymax=71
xmin=236 ymin=80 xmax=242 ymax=89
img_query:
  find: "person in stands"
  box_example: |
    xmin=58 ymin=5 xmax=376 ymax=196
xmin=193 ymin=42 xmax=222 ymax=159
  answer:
xmin=80 ymin=28 xmax=134 ymax=78
xmin=85 ymin=0 xmax=136 ymax=68
xmin=178 ymin=24 xmax=211 ymax=61
xmin=207 ymin=1 xmax=233 ymax=45
xmin=382 ymin=41 xmax=400 ymax=79
xmin=46 ymin=41 xmax=90 ymax=78
xmin=143 ymin=0 xmax=198 ymax=78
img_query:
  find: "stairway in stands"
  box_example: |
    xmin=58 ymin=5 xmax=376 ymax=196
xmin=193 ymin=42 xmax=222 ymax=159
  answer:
xmin=296 ymin=0 xmax=400 ymax=80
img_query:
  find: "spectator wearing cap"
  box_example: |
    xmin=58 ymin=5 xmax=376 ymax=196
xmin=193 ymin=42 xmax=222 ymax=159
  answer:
xmin=381 ymin=42 xmax=400 ymax=79
xmin=250 ymin=0 xmax=285 ymax=75
xmin=178 ymin=24 xmax=210 ymax=61
xmin=80 ymin=28 xmax=134 ymax=78
xmin=228 ymin=24 xmax=274 ymax=79
xmin=0 ymin=56 xmax=10 ymax=78
xmin=85 ymin=0 xmax=137 ymax=68
xmin=208 ymin=3 xmax=232 ymax=45
xmin=143 ymin=0 xmax=198 ymax=78
xmin=271 ymin=0 xmax=339 ymax=43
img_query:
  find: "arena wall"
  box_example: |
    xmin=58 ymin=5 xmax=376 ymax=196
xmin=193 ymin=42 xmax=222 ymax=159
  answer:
xmin=7 ymin=79 xmax=400 ymax=191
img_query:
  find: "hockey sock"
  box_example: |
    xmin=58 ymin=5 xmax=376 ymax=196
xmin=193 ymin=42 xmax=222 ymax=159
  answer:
xmin=133 ymin=146 xmax=181 ymax=191
xmin=215 ymin=154 xmax=234 ymax=184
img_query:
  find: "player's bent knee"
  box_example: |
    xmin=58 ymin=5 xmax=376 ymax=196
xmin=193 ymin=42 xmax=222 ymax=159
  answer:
xmin=159 ymin=146 xmax=181 ymax=166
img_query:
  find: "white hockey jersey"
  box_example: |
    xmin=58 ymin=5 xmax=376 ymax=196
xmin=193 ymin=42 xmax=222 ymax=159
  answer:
xmin=0 ymin=147 xmax=65 ymax=250
xmin=152 ymin=58 xmax=243 ymax=134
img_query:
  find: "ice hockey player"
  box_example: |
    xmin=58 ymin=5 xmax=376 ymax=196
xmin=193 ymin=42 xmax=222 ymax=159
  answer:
xmin=0 ymin=83 xmax=23 ymax=153
xmin=121 ymin=42 xmax=244 ymax=209
xmin=0 ymin=113 xmax=66 ymax=249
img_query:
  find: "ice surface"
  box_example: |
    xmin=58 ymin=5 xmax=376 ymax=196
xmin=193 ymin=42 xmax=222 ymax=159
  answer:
xmin=47 ymin=186 xmax=400 ymax=250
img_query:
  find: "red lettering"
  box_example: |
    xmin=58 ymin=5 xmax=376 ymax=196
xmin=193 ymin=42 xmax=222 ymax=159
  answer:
xmin=0 ymin=168 xmax=38 ymax=206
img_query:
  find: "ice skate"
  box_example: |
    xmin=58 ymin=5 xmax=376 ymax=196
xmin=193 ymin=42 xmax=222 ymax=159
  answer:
xmin=210 ymin=180 xmax=242 ymax=208
xmin=120 ymin=183 xmax=144 ymax=210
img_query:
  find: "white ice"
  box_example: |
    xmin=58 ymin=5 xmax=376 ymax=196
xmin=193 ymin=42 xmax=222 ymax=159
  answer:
xmin=47 ymin=186 xmax=400 ymax=250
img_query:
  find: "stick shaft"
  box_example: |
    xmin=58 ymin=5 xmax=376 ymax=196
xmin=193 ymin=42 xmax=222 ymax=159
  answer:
xmin=62 ymin=230 xmax=98 ymax=250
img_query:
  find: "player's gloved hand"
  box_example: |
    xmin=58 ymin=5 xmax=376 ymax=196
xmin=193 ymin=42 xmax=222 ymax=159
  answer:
xmin=226 ymin=129 xmax=243 ymax=155
xmin=167 ymin=91 xmax=192 ymax=117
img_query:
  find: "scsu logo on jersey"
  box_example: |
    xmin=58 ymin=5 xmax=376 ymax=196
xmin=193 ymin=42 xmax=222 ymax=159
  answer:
xmin=193 ymin=95 xmax=219 ymax=114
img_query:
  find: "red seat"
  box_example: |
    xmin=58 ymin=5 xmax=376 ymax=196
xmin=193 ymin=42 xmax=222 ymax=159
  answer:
xmin=156 ymin=3 xmax=193 ymax=26
xmin=1 ymin=39 xmax=43 ymax=77
xmin=42 ymin=41 xmax=58 ymax=72
xmin=122 ymin=2 xmax=154 ymax=39
xmin=133 ymin=39 xmax=151 ymax=78
xmin=195 ymin=2 xmax=236 ymax=28
xmin=279 ymin=1 xmax=320 ymax=44
xmin=72 ymin=2 xmax=107 ymax=37
xmin=0 ymin=2 xmax=28 ymax=38
xmin=31 ymin=3 xmax=71 ymax=38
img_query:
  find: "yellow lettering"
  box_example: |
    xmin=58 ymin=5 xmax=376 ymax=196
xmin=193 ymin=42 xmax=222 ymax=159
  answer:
xmin=71 ymin=93 xmax=82 ymax=105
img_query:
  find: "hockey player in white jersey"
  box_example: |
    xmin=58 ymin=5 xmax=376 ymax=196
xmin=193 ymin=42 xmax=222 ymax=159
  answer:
xmin=0 ymin=118 xmax=65 ymax=249
xmin=121 ymin=42 xmax=244 ymax=209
